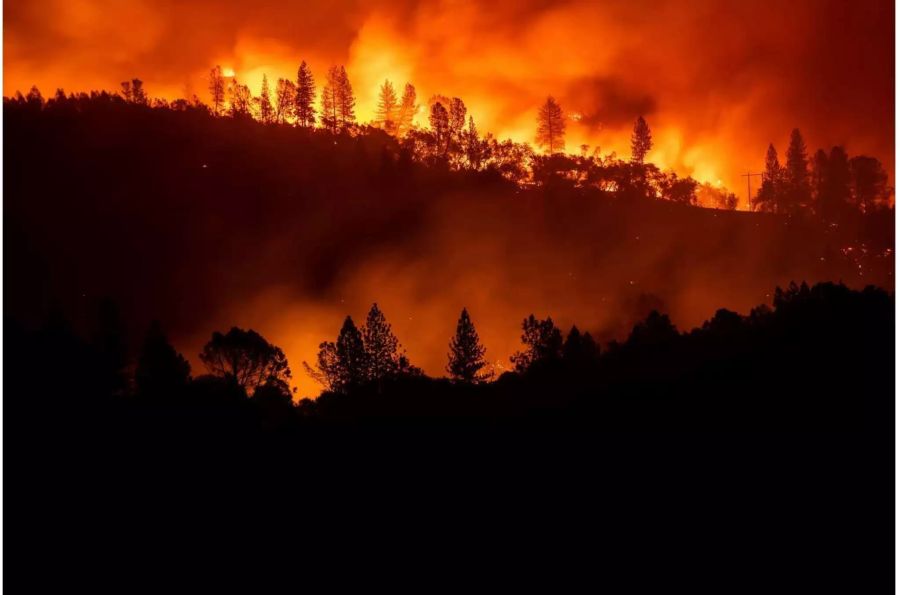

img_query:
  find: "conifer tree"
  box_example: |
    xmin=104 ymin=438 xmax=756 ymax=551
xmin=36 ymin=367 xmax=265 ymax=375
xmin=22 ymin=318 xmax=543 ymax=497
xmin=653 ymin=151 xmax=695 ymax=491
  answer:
xmin=274 ymin=78 xmax=296 ymax=124
xmin=536 ymin=96 xmax=565 ymax=154
xmin=228 ymin=78 xmax=252 ymax=118
xmin=754 ymin=143 xmax=783 ymax=213
xmin=784 ymin=128 xmax=810 ymax=212
xmin=376 ymin=79 xmax=399 ymax=133
xmin=447 ymin=308 xmax=491 ymax=384
xmin=337 ymin=66 xmax=356 ymax=130
xmin=631 ymin=115 xmax=652 ymax=164
xmin=258 ymin=74 xmax=274 ymax=123
xmin=306 ymin=316 xmax=368 ymax=393
xmin=462 ymin=116 xmax=485 ymax=170
xmin=362 ymin=303 xmax=404 ymax=381
xmin=295 ymin=61 xmax=317 ymax=128
xmin=336 ymin=315 xmax=367 ymax=387
xmin=430 ymin=102 xmax=450 ymax=154
xmin=449 ymin=97 xmax=467 ymax=138
xmin=510 ymin=315 xmax=563 ymax=373
xmin=396 ymin=83 xmax=418 ymax=137
xmin=208 ymin=65 xmax=226 ymax=116
xmin=320 ymin=66 xmax=341 ymax=133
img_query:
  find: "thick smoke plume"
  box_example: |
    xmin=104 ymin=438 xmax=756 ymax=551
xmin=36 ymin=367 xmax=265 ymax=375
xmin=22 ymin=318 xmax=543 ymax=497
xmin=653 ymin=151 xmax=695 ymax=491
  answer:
xmin=5 ymin=0 xmax=894 ymax=191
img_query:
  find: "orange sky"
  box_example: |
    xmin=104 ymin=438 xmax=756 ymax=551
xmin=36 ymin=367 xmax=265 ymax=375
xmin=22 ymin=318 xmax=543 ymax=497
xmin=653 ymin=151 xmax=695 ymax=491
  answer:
xmin=5 ymin=0 xmax=895 ymax=196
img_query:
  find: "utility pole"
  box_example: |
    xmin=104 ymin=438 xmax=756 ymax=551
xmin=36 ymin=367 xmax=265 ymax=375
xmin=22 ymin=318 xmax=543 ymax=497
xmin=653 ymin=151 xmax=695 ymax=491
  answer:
xmin=741 ymin=172 xmax=763 ymax=212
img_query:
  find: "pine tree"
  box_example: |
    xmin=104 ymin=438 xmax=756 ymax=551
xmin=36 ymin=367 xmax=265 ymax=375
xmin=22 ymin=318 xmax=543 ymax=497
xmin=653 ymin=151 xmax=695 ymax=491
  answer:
xmin=274 ymin=78 xmax=296 ymax=124
xmin=462 ymin=116 xmax=485 ymax=170
xmin=208 ymin=65 xmax=226 ymax=116
xmin=536 ymin=96 xmax=565 ymax=154
xmin=510 ymin=315 xmax=563 ymax=373
xmin=336 ymin=316 xmax=367 ymax=388
xmin=320 ymin=66 xmax=341 ymax=133
xmin=305 ymin=316 xmax=368 ymax=392
xmin=784 ymin=128 xmax=810 ymax=213
xmin=295 ymin=61 xmax=316 ymax=128
xmin=449 ymin=97 xmax=467 ymax=137
xmin=396 ymin=83 xmax=418 ymax=137
xmin=362 ymin=303 xmax=405 ymax=382
xmin=258 ymin=74 xmax=274 ymax=123
xmin=631 ymin=116 xmax=652 ymax=164
xmin=849 ymin=155 xmax=889 ymax=213
xmin=337 ymin=66 xmax=356 ymax=130
xmin=228 ymin=78 xmax=252 ymax=118
xmin=376 ymin=79 xmax=398 ymax=133
xmin=430 ymin=102 xmax=450 ymax=155
xmin=754 ymin=143 xmax=783 ymax=213
xmin=120 ymin=79 xmax=147 ymax=105
xmin=447 ymin=308 xmax=491 ymax=384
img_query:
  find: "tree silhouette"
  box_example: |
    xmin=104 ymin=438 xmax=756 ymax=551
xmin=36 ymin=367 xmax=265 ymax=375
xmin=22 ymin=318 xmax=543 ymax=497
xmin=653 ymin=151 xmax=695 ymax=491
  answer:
xmin=562 ymin=325 xmax=599 ymax=363
xmin=208 ymin=65 xmax=226 ymax=116
xmin=257 ymin=74 xmax=274 ymax=124
xmin=784 ymin=128 xmax=810 ymax=213
xmin=511 ymin=315 xmax=563 ymax=372
xmin=199 ymin=327 xmax=291 ymax=394
xmin=631 ymin=116 xmax=652 ymax=164
xmin=396 ymin=83 xmax=417 ymax=137
xmin=462 ymin=116 xmax=485 ymax=170
xmin=121 ymin=79 xmax=147 ymax=105
xmin=430 ymin=102 xmax=450 ymax=155
xmin=306 ymin=316 xmax=367 ymax=393
xmin=754 ymin=143 xmax=783 ymax=213
xmin=228 ymin=78 xmax=252 ymax=118
xmin=449 ymin=98 xmax=467 ymax=139
xmin=849 ymin=156 xmax=889 ymax=213
xmin=627 ymin=310 xmax=679 ymax=348
xmin=447 ymin=308 xmax=491 ymax=384
xmin=321 ymin=66 xmax=341 ymax=133
xmin=817 ymin=146 xmax=851 ymax=222
xmin=337 ymin=66 xmax=356 ymax=130
xmin=362 ymin=303 xmax=400 ymax=381
xmin=295 ymin=61 xmax=316 ymax=128
xmin=274 ymin=78 xmax=296 ymax=124
xmin=376 ymin=79 xmax=398 ymax=134
xmin=536 ymin=96 xmax=565 ymax=154
xmin=135 ymin=321 xmax=191 ymax=400
xmin=25 ymin=85 xmax=43 ymax=108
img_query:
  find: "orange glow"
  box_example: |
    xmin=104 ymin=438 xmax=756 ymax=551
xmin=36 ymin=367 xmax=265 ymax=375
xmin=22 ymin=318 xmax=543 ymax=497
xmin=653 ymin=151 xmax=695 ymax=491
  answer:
xmin=5 ymin=0 xmax=893 ymax=398
xmin=6 ymin=0 xmax=893 ymax=196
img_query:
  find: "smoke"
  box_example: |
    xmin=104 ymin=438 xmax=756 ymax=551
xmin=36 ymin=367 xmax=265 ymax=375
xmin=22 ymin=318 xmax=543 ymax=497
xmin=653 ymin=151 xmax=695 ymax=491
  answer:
xmin=5 ymin=0 xmax=895 ymax=397
xmin=5 ymin=0 xmax=894 ymax=191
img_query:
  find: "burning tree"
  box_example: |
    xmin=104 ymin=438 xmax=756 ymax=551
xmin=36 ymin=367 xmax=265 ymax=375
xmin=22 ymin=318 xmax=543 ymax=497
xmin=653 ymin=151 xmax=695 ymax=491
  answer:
xmin=536 ymin=96 xmax=565 ymax=154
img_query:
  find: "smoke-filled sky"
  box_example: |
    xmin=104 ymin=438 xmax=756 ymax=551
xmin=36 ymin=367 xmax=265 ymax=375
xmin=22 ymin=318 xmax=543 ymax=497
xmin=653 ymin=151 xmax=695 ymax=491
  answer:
xmin=5 ymin=0 xmax=894 ymax=193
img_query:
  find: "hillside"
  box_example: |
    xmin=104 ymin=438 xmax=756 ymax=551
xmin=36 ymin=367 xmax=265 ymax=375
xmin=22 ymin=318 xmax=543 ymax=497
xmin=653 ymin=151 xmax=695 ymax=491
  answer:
xmin=5 ymin=99 xmax=893 ymax=390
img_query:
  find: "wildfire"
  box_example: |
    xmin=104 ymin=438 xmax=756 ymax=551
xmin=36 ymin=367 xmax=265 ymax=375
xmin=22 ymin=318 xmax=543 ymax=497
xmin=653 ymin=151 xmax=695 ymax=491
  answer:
xmin=3 ymin=0 xmax=892 ymax=194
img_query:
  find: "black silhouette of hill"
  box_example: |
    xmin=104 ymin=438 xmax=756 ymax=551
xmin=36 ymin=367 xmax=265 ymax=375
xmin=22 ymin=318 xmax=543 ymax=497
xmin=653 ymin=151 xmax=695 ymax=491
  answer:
xmin=3 ymin=95 xmax=895 ymax=592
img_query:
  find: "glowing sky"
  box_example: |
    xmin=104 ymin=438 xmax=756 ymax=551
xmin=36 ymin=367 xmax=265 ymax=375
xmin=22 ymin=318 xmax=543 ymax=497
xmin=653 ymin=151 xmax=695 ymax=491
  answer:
xmin=5 ymin=0 xmax=894 ymax=195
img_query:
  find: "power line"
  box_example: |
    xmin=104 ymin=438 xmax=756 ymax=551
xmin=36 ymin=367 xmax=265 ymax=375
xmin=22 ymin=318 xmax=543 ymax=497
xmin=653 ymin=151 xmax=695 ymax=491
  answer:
xmin=741 ymin=172 xmax=763 ymax=211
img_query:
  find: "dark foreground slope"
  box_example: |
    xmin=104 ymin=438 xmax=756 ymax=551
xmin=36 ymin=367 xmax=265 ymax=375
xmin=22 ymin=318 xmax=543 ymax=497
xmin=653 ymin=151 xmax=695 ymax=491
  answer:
xmin=4 ymin=282 xmax=894 ymax=590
